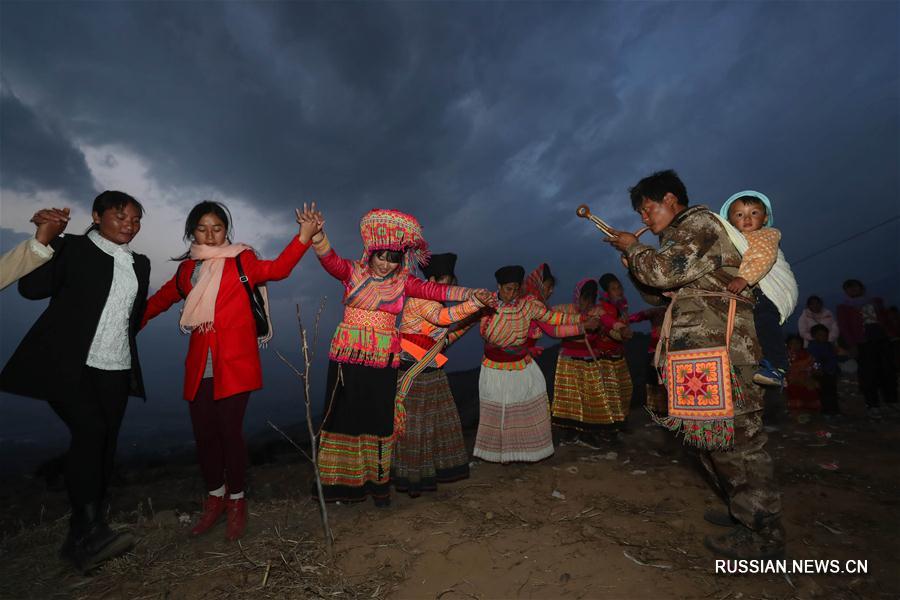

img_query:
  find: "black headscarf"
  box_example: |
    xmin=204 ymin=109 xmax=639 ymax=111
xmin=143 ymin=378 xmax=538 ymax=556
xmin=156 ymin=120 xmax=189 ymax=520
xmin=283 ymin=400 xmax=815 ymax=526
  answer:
xmin=495 ymin=265 xmax=525 ymax=285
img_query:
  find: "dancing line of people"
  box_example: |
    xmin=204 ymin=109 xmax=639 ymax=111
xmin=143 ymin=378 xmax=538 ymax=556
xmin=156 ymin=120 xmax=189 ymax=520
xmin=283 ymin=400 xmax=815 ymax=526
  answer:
xmin=4 ymin=169 xmax=894 ymax=573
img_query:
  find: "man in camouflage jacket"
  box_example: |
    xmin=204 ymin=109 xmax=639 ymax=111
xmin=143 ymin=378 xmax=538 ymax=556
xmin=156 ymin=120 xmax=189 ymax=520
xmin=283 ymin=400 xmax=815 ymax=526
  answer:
xmin=607 ymin=170 xmax=784 ymax=560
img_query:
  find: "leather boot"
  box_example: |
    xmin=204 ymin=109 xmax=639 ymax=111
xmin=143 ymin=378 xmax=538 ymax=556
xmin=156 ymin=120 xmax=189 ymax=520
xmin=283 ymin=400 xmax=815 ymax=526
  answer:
xmin=191 ymin=494 xmax=227 ymax=536
xmin=703 ymin=508 xmax=740 ymax=528
xmin=704 ymin=521 xmax=786 ymax=559
xmin=59 ymin=511 xmax=85 ymax=562
xmin=69 ymin=503 xmax=135 ymax=573
xmin=225 ymin=497 xmax=247 ymax=541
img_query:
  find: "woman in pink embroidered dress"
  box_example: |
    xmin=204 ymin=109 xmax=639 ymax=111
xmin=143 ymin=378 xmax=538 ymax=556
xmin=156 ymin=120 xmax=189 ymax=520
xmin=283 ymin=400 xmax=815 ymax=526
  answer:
xmin=307 ymin=207 xmax=492 ymax=506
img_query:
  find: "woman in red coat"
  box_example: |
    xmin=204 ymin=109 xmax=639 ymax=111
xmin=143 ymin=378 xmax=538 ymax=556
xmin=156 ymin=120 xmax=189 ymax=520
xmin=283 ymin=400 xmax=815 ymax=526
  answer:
xmin=142 ymin=201 xmax=320 ymax=540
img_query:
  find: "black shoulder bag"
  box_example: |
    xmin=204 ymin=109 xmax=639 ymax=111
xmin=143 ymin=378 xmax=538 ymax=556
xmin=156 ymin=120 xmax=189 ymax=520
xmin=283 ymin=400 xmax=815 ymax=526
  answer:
xmin=235 ymin=253 xmax=270 ymax=338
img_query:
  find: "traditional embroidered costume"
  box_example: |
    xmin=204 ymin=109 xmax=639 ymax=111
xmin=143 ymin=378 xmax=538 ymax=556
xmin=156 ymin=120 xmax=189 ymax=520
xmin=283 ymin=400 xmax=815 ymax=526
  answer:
xmin=313 ymin=210 xmax=475 ymax=505
xmin=474 ymin=266 xmax=584 ymax=463
xmin=391 ymin=253 xmax=484 ymax=497
xmin=550 ymin=279 xmax=622 ymax=430
xmin=630 ymin=306 xmax=668 ymax=415
xmin=522 ymin=263 xmax=555 ymax=357
xmin=593 ymin=281 xmax=634 ymax=423
xmin=785 ymin=344 xmax=820 ymax=413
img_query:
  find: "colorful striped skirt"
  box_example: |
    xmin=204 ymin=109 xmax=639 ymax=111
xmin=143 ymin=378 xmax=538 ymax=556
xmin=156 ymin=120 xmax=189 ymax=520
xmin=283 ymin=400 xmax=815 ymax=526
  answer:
xmin=551 ymin=355 xmax=620 ymax=430
xmin=644 ymin=353 xmax=667 ymax=416
xmin=315 ymin=361 xmax=397 ymax=505
xmin=474 ymin=361 xmax=554 ymax=463
xmin=391 ymin=365 xmax=469 ymax=497
xmin=599 ymin=355 xmax=633 ymax=422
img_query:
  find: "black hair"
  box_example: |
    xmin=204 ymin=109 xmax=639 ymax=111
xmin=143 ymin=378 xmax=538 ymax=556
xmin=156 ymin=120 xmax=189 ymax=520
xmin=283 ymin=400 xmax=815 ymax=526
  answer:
xmin=730 ymin=195 xmax=767 ymax=214
xmin=184 ymin=201 xmax=233 ymax=242
xmin=810 ymin=324 xmax=830 ymax=338
xmin=629 ymin=169 xmax=689 ymax=211
xmin=785 ymin=333 xmax=803 ymax=345
xmin=598 ymin=273 xmax=620 ymax=292
xmin=806 ymin=295 xmax=823 ymax=308
xmin=842 ymin=279 xmax=864 ymax=290
xmin=370 ymin=249 xmax=403 ymax=264
xmin=173 ymin=200 xmax=234 ymax=260
xmin=85 ymin=190 xmax=144 ymax=233
xmin=579 ymin=280 xmax=598 ymax=304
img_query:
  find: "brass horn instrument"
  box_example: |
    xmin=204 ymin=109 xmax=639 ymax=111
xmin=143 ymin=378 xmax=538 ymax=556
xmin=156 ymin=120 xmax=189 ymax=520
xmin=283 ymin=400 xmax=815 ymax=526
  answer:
xmin=576 ymin=204 xmax=650 ymax=238
xmin=576 ymin=204 xmax=617 ymax=237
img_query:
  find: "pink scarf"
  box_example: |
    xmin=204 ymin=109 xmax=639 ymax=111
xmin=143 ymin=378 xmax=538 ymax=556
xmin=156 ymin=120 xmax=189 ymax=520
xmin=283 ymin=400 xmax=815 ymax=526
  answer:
xmin=180 ymin=242 xmax=252 ymax=332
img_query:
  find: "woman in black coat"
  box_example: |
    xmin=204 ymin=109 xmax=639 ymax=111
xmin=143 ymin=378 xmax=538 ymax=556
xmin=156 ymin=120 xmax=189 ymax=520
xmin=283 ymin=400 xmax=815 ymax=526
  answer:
xmin=0 ymin=191 xmax=150 ymax=573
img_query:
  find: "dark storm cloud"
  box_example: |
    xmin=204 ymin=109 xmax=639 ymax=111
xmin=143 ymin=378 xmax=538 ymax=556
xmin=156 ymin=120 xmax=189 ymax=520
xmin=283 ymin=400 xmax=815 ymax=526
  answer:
xmin=0 ymin=86 xmax=95 ymax=202
xmin=1 ymin=1 xmax=898 ymax=441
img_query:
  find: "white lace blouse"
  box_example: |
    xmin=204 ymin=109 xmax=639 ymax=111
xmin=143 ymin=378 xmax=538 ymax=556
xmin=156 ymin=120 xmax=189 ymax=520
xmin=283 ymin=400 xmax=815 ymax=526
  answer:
xmin=85 ymin=230 xmax=138 ymax=371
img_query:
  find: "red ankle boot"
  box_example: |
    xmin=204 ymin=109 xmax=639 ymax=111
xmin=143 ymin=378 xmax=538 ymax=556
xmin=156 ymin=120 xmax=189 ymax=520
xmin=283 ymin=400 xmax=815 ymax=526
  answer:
xmin=225 ymin=497 xmax=247 ymax=541
xmin=191 ymin=494 xmax=227 ymax=536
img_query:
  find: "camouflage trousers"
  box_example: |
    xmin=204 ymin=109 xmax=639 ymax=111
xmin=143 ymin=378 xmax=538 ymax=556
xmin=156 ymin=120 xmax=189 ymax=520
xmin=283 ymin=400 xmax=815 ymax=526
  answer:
xmin=698 ymin=364 xmax=782 ymax=531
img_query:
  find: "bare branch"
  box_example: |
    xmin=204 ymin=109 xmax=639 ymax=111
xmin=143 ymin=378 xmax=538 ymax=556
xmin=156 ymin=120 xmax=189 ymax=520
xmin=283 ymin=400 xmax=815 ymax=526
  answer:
xmin=275 ymin=297 xmax=335 ymax=557
xmin=266 ymin=420 xmax=312 ymax=463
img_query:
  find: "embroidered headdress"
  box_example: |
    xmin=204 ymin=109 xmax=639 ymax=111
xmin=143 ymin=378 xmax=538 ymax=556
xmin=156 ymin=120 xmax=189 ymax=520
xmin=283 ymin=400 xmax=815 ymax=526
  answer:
xmin=359 ymin=208 xmax=430 ymax=271
xmin=523 ymin=263 xmax=554 ymax=302
xmin=573 ymin=277 xmax=598 ymax=305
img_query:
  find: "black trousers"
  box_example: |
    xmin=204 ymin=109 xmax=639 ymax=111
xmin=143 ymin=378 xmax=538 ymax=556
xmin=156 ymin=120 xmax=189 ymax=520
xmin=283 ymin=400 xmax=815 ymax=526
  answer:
xmin=189 ymin=378 xmax=250 ymax=494
xmin=816 ymin=372 xmax=840 ymax=414
xmin=50 ymin=366 xmax=130 ymax=507
xmin=753 ymin=289 xmax=788 ymax=372
xmin=857 ymin=339 xmax=898 ymax=406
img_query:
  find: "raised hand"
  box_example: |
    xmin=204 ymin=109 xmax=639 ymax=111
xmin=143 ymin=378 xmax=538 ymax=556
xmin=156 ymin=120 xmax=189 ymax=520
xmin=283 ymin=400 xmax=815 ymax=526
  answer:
xmin=32 ymin=207 xmax=70 ymax=245
xmin=474 ymin=289 xmax=498 ymax=308
xmin=604 ymin=228 xmax=638 ymax=252
xmin=296 ymin=202 xmax=325 ymax=244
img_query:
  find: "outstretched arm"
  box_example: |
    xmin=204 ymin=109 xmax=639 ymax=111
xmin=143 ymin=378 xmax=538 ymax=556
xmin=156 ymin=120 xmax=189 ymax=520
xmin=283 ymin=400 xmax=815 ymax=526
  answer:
xmin=405 ymin=276 xmax=475 ymax=303
xmin=17 ymin=236 xmax=67 ymax=300
xmin=615 ymin=216 xmax=725 ymax=290
xmin=529 ymin=299 xmax=585 ymax=338
xmin=142 ymin=270 xmax=184 ymax=329
xmin=241 ymin=203 xmax=322 ymax=283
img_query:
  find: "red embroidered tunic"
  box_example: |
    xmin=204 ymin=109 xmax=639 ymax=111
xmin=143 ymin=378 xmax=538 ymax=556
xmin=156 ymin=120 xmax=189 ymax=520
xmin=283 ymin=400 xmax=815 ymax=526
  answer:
xmin=480 ymin=297 xmax=583 ymax=371
xmin=314 ymin=235 xmax=471 ymax=368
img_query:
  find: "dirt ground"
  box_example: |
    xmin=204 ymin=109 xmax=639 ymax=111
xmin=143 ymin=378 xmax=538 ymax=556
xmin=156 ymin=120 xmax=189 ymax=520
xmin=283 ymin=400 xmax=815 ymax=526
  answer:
xmin=1 ymin=378 xmax=898 ymax=600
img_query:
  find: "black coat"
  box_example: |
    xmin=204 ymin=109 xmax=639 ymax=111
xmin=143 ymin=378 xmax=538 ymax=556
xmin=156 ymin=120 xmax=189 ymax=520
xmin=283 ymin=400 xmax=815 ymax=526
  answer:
xmin=0 ymin=234 xmax=150 ymax=401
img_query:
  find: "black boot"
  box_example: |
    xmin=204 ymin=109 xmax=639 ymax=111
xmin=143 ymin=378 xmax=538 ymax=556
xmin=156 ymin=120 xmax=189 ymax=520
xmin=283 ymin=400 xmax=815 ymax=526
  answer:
xmin=703 ymin=508 xmax=740 ymax=528
xmin=59 ymin=515 xmax=78 ymax=562
xmin=69 ymin=503 xmax=135 ymax=574
xmin=703 ymin=521 xmax=785 ymax=559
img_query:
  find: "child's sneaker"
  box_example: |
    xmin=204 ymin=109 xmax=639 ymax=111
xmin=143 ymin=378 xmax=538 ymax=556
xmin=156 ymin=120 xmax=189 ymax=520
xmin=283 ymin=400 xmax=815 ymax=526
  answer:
xmin=753 ymin=360 xmax=785 ymax=387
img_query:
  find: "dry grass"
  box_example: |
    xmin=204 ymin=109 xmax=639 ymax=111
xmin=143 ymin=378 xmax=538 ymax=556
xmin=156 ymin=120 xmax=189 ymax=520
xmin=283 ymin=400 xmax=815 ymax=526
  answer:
xmin=0 ymin=497 xmax=399 ymax=600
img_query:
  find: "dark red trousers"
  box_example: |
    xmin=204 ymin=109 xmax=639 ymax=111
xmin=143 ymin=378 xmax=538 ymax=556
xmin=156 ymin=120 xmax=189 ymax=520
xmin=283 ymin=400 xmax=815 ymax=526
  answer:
xmin=189 ymin=378 xmax=250 ymax=494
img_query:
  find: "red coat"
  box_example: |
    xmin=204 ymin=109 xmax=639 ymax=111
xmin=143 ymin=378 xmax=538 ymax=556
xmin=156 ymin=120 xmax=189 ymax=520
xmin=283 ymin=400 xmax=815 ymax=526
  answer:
xmin=142 ymin=236 xmax=310 ymax=401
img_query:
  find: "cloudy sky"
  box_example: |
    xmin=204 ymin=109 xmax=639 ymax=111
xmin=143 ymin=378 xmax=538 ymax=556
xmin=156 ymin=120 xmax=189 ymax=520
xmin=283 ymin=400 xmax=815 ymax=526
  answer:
xmin=1 ymin=1 xmax=898 ymax=454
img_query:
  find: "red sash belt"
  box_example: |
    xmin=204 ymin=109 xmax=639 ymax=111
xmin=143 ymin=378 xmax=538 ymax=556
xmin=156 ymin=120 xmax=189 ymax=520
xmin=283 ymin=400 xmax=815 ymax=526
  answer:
xmin=483 ymin=343 xmax=529 ymax=363
xmin=401 ymin=332 xmax=437 ymax=351
xmin=561 ymin=340 xmax=589 ymax=352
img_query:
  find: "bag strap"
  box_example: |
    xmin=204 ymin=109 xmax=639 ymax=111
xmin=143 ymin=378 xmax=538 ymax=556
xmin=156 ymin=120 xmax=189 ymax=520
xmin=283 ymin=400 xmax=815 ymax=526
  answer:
xmin=175 ymin=261 xmax=190 ymax=299
xmin=234 ymin=252 xmax=254 ymax=298
xmin=655 ymin=288 xmax=747 ymax=368
xmin=725 ymin=296 xmax=737 ymax=349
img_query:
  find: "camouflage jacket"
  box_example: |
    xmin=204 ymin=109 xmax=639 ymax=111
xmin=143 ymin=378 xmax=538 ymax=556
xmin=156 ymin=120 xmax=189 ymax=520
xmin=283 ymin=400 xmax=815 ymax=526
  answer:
xmin=624 ymin=205 xmax=760 ymax=367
